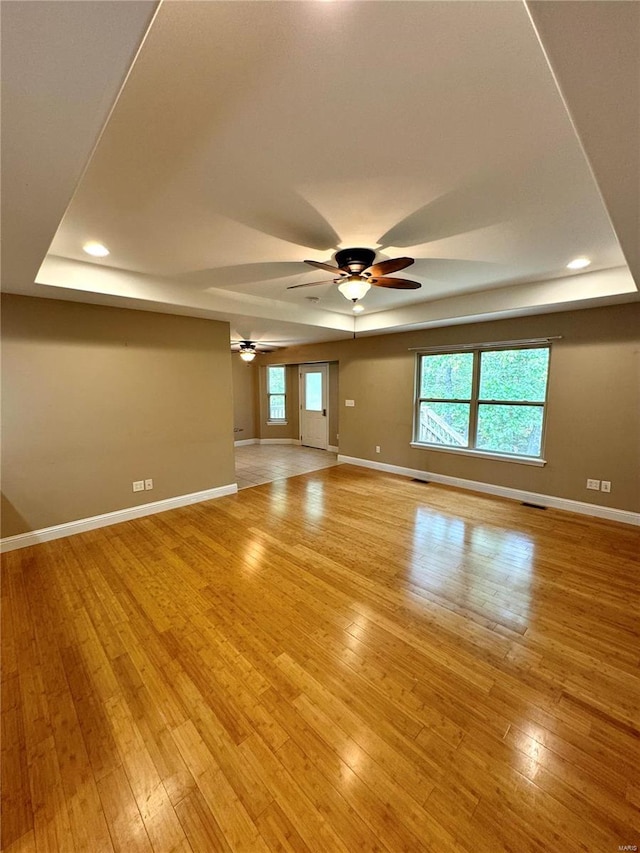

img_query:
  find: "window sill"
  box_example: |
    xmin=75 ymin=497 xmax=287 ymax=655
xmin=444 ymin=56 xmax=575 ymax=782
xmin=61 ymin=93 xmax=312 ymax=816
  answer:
xmin=267 ymin=420 xmax=288 ymax=426
xmin=410 ymin=442 xmax=546 ymax=467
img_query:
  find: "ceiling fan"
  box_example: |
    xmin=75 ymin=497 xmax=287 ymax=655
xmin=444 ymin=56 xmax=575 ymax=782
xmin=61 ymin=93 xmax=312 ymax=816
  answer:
xmin=288 ymin=248 xmax=421 ymax=303
xmin=231 ymin=340 xmax=278 ymax=362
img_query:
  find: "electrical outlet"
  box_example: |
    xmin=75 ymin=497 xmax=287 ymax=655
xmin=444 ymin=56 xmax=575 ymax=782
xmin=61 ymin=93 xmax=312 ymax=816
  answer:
xmin=601 ymin=480 xmax=611 ymax=493
xmin=586 ymin=479 xmax=600 ymax=491
xmin=345 ymin=399 xmax=355 ymax=407
xmin=145 ymin=479 xmax=153 ymax=491
xmin=375 ymin=445 xmax=381 ymax=454
xmin=132 ymin=480 xmax=144 ymax=492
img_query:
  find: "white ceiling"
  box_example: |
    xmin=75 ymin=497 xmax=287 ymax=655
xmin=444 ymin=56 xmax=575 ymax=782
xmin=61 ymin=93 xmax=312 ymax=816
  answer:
xmin=2 ymin=1 xmax=638 ymax=349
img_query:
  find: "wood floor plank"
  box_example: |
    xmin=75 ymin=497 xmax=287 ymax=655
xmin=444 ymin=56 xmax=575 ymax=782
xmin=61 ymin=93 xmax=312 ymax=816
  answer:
xmin=237 ymin=733 xmax=351 ymax=853
xmin=1 ymin=673 xmax=33 ymax=849
xmin=171 ymin=720 xmax=268 ymax=852
xmin=253 ymin=801 xmax=312 ymax=853
xmin=101 ymin=695 xmax=192 ymax=853
xmin=95 ymin=767 xmax=154 ymax=853
xmin=174 ymin=789 xmax=233 ymax=853
xmin=2 ymin=830 xmax=37 ymax=853
xmin=2 ymin=465 xmax=639 ymax=851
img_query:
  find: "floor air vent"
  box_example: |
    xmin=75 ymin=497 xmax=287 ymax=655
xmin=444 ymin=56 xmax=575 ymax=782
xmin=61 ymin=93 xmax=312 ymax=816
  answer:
xmin=522 ymin=502 xmax=546 ymax=510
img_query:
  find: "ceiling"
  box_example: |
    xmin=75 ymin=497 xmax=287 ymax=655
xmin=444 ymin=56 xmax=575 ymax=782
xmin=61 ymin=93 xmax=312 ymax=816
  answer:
xmin=2 ymin=1 xmax=638 ymax=349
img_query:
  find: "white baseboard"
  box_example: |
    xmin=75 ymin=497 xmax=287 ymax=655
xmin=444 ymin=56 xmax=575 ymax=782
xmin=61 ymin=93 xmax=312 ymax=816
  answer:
xmin=0 ymin=483 xmax=238 ymax=553
xmin=251 ymin=437 xmax=338 ymax=451
xmin=337 ymin=455 xmax=640 ymax=527
xmin=237 ymin=439 xmax=309 ymax=447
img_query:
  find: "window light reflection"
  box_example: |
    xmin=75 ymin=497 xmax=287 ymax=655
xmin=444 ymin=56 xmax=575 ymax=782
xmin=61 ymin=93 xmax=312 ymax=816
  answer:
xmin=341 ymin=742 xmax=369 ymax=782
xmin=242 ymin=536 xmax=266 ymax=573
xmin=304 ymin=480 xmax=325 ymax=521
xmin=268 ymin=479 xmax=289 ymax=515
xmin=410 ymin=508 xmax=467 ymax=578
xmin=409 ymin=507 xmax=534 ymax=618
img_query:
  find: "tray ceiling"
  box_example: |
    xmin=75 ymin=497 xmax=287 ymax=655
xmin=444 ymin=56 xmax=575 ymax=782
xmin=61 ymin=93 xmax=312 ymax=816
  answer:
xmin=2 ymin=1 xmax=638 ymax=347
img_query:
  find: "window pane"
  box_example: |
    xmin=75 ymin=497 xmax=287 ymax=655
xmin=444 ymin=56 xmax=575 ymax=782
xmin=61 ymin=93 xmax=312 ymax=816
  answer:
xmin=420 ymin=353 xmax=473 ymax=400
xmin=476 ymin=404 xmax=544 ymax=456
xmin=267 ymin=366 xmax=286 ymax=394
xmin=305 ymin=372 xmax=323 ymax=411
xmin=418 ymin=402 xmax=469 ymax=447
xmin=269 ymin=394 xmax=286 ymax=420
xmin=479 ymin=348 xmax=549 ymax=402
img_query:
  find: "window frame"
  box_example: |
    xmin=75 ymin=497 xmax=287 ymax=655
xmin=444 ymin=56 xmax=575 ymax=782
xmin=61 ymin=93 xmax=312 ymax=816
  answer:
xmin=411 ymin=344 xmax=551 ymax=466
xmin=266 ymin=365 xmax=287 ymax=424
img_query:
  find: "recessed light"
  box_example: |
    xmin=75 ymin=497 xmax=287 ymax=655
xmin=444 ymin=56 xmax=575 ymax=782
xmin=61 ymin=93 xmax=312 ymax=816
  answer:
xmin=352 ymin=304 xmax=365 ymax=313
xmin=566 ymin=257 xmax=591 ymax=270
xmin=83 ymin=241 xmax=110 ymax=258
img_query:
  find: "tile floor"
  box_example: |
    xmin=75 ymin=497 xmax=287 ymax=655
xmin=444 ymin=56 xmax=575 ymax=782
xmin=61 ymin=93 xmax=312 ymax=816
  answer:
xmin=235 ymin=443 xmax=340 ymax=490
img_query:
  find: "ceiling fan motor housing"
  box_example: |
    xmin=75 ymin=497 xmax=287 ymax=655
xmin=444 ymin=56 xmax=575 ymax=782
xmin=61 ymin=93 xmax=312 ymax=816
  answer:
xmin=335 ymin=248 xmax=376 ymax=274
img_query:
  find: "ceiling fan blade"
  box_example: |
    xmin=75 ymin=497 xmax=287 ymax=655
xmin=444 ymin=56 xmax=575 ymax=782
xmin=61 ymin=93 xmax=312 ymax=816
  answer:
xmin=367 ymin=257 xmax=414 ymax=277
xmin=287 ymin=279 xmax=333 ymax=290
xmin=304 ymin=259 xmax=343 ymax=275
xmin=371 ymin=276 xmax=421 ymax=290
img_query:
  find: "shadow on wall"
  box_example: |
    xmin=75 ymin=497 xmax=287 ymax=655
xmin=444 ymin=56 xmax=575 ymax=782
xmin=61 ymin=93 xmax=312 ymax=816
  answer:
xmin=1 ymin=494 xmax=30 ymax=538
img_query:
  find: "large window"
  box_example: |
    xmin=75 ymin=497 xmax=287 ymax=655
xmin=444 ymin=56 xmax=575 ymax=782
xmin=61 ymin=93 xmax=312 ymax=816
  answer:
xmin=414 ymin=346 xmax=550 ymax=461
xmin=267 ymin=365 xmax=287 ymax=422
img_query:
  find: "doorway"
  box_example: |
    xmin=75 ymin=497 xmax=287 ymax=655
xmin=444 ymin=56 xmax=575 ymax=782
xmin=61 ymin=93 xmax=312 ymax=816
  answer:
xmin=299 ymin=364 xmax=328 ymax=449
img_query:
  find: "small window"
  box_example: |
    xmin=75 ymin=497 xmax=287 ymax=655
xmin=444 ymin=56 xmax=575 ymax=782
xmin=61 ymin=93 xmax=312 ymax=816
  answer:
xmin=414 ymin=346 xmax=550 ymax=461
xmin=304 ymin=372 xmax=323 ymax=411
xmin=267 ymin=366 xmax=287 ymax=422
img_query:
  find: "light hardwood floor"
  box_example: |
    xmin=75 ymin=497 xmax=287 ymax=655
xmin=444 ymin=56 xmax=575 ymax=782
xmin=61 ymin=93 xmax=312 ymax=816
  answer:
xmin=2 ymin=464 xmax=639 ymax=852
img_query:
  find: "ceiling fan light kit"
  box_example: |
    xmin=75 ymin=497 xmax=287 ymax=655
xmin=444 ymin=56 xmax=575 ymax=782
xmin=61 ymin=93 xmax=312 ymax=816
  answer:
xmin=233 ymin=339 xmax=283 ymax=361
xmin=289 ymin=247 xmax=421 ymax=303
xmin=238 ymin=341 xmax=257 ymax=362
xmin=338 ymin=276 xmax=372 ymax=302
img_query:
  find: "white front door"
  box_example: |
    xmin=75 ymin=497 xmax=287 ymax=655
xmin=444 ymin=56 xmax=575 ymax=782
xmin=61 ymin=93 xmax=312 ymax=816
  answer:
xmin=300 ymin=364 xmax=328 ymax=449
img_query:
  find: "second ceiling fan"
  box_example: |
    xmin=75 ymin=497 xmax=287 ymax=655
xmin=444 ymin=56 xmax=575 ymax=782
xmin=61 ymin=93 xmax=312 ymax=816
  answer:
xmin=288 ymin=248 xmax=421 ymax=303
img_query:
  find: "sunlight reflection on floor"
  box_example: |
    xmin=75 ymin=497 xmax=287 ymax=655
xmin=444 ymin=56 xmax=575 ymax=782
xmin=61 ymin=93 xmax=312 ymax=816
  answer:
xmin=409 ymin=506 xmax=535 ymax=619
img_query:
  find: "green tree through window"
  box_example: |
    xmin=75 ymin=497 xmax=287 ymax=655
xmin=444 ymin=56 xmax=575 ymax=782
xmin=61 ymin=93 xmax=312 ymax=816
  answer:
xmin=415 ymin=346 xmax=550 ymax=459
xmin=267 ymin=366 xmax=286 ymax=421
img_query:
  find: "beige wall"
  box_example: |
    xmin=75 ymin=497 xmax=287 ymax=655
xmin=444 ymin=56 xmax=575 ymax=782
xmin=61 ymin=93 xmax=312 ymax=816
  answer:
xmin=4 ymin=295 xmax=637 ymax=540
xmin=231 ymin=356 xmax=258 ymax=440
xmin=1 ymin=295 xmax=236 ymax=537
xmin=260 ymin=303 xmax=640 ymax=513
